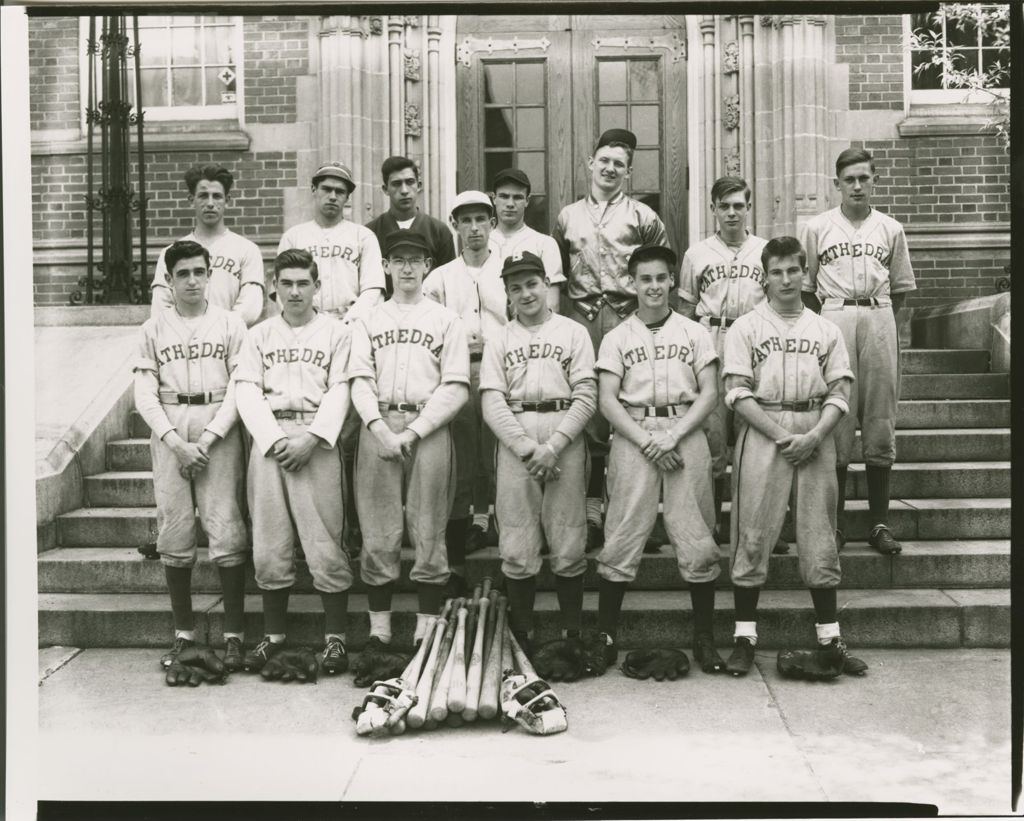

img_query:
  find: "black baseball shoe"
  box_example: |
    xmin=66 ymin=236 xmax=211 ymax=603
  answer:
xmin=582 ymin=631 xmax=617 ymax=676
xmin=321 ymin=636 xmax=349 ymax=675
xmin=160 ymin=636 xmax=194 ymax=669
xmin=138 ymin=543 xmax=159 ymax=560
xmin=869 ymin=524 xmax=902 ymax=555
xmin=586 ymin=523 xmax=604 ymax=553
xmin=725 ymin=637 xmax=756 ymax=677
xmin=825 ymin=636 xmax=868 ymax=676
xmin=772 ymin=537 xmax=790 ymax=555
xmin=243 ymin=636 xmax=285 ymax=672
xmin=693 ymin=632 xmax=726 ymax=673
xmin=464 ymin=524 xmax=487 ymax=555
xmin=222 ymin=636 xmax=245 ymax=673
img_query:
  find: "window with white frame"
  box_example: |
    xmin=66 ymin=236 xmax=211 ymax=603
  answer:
xmin=80 ymin=15 xmax=244 ymax=123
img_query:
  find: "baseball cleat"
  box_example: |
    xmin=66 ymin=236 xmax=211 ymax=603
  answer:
xmin=621 ymin=648 xmax=690 ymax=680
xmin=830 ymin=637 xmax=868 ymax=676
xmin=772 ymin=537 xmax=790 ymax=555
xmin=693 ymin=632 xmax=726 ymax=673
xmin=868 ymin=524 xmax=902 ymax=555
xmin=813 ymin=638 xmax=848 ymax=678
xmin=160 ymin=636 xmax=195 ymax=669
xmin=138 ymin=543 xmax=159 ymax=560
xmin=243 ymin=636 xmax=285 ymax=672
xmin=222 ymin=636 xmax=245 ymax=672
xmin=725 ymin=637 xmax=756 ymax=676
xmin=582 ymin=631 xmax=617 ymax=676
xmin=464 ymin=524 xmax=487 ymax=554
xmin=321 ymin=636 xmax=349 ymax=675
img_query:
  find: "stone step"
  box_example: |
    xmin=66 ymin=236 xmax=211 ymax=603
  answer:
xmin=37 ymin=540 xmax=1011 ymax=596
xmin=106 ymin=439 xmax=152 ymax=472
xmin=84 ymin=471 xmax=155 ymax=507
xmin=56 ymin=497 xmax=1011 ymax=547
xmin=37 ymin=587 xmax=1010 ymax=649
xmin=895 ymin=400 xmax=1009 ymax=429
xmin=900 ymin=373 xmax=1008 ymax=400
xmin=900 ymin=348 xmax=989 ymax=374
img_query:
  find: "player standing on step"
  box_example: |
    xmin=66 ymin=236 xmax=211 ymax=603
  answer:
xmin=799 ymin=148 xmax=916 ymax=556
xmin=584 ymin=244 xmax=725 ymax=681
xmin=233 ymin=248 xmax=355 ymax=682
xmin=134 ymin=240 xmax=249 ymax=685
xmin=722 ymin=235 xmax=867 ymax=680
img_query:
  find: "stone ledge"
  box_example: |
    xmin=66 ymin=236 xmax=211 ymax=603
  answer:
xmin=32 ymin=128 xmax=251 ymax=157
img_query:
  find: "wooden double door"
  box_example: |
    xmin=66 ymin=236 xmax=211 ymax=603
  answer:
xmin=455 ymin=15 xmax=689 ymax=254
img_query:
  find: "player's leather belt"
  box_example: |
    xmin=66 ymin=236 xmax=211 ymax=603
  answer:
xmin=381 ymin=402 xmax=424 ymax=412
xmin=470 ymin=352 xmax=483 ymax=362
xmin=707 ymin=317 xmax=736 ymax=328
xmin=824 ymin=296 xmax=891 ymax=308
xmin=160 ymin=389 xmax=226 ymax=405
xmin=843 ymin=298 xmax=881 ymax=307
xmin=273 ymin=410 xmax=317 ymax=421
xmin=509 ymin=399 xmax=572 ymax=413
xmin=625 ymin=403 xmax=691 ymax=419
xmin=756 ymin=398 xmax=823 ymax=411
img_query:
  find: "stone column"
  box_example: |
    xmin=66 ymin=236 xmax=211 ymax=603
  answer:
xmin=700 ymin=15 xmax=717 ymax=228
xmin=738 ymin=15 xmax=756 ymax=224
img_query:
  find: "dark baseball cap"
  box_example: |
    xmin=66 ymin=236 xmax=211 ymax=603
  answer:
xmin=382 ymin=229 xmax=431 ymax=257
xmin=491 ymin=168 xmax=532 ymax=193
xmin=596 ymin=128 xmax=638 ymax=151
xmin=628 ymin=244 xmax=677 ymax=273
xmin=312 ymin=161 xmax=356 ymax=192
xmin=501 ymin=251 xmax=546 ymax=279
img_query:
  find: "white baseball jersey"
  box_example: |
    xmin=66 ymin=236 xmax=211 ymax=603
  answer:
xmin=678 ymin=232 xmax=768 ymax=319
xmin=232 ymin=312 xmax=351 ymax=454
xmin=422 ymin=252 xmax=508 ymax=343
xmin=277 ymin=219 xmax=386 ymax=317
xmin=347 ymin=298 xmax=470 ymax=407
xmin=133 ymin=304 xmax=247 ymax=441
xmin=596 ymin=313 xmax=718 ymax=408
xmin=151 ymin=230 xmax=266 ymax=324
xmin=480 ymin=313 xmax=594 ymax=403
xmin=489 ymin=225 xmax=566 ymax=286
xmin=722 ymin=301 xmax=853 ymax=406
xmin=799 ymin=207 xmax=916 ymax=300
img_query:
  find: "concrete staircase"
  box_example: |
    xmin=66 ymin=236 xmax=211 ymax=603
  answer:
xmin=39 ymin=348 xmax=1010 ymax=650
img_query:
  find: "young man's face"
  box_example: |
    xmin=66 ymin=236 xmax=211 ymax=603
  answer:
xmin=632 ymin=259 xmax=673 ymax=312
xmin=711 ymin=190 xmax=750 ymax=234
xmin=167 ymin=256 xmax=209 ymax=307
xmin=313 ymin=177 xmax=351 ymax=221
xmin=764 ymin=253 xmax=805 ymax=310
xmin=451 ymin=206 xmax=495 ymax=252
xmin=588 ymin=145 xmax=631 ymax=195
xmin=383 ymin=167 xmax=420 ymax=215
xmin=505 ymin=271 xmax=548 ymax=321
xmin=190 ymin=179 xmax=228 ymax=228
xmin=276 ymin=266 xmax=320 ymax=320
xmin=384 ymin=247 xmax=431 ymax=296
xmin=834 ymin=161 xmax=876 ymax=210
xmin=493 ymin=182 xmax=529 ymax=229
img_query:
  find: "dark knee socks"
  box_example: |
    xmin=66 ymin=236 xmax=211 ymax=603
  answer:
xmin=216 ymin=563 xmax=246 ymax=635
xmin=554 ymin=573 xmax=584 ymax=636
xmin=733 ymin=585 xmax=761 ymax=622
xmin=505 ymin=576 xmax=537 ymax=638
xmin=689 ymin=580 xmax=716 ymax=638
xmin=809 ymin=587 xmax=837 ymax=624
xmin=165 ymin=565 xmax=194 ymax=632
xmin=597 ymin=577 xmax=628 ymax=639
xmin=835 ymin=466 xmax=848 ymax=524
xmin=445 ymin=517 xmax=469 ymax=576
xmin=865 ymin=464 xmax=891 ymax=524
xmin=416 ymin=582 xmax=445 ymax=616
xmin=261 ymin=586 xmax=291 ymax=636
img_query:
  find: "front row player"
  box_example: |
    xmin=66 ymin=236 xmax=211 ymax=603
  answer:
xmin=479 ymin=252 xmax=597 ymax=673
xmin=586 ymin=245 xmax=726 ymax=680
xmin=234 ymin=248 xmax=356 ymax=682
xmin=722 ymin=236 xmax=867 ymax=679
xmin=135 ymin=240 xmax=249 ymax=685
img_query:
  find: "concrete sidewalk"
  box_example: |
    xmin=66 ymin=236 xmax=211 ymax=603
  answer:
xmin=37 ymin=647 xmax=1012 ymax=813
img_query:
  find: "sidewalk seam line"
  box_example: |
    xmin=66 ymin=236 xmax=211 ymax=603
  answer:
xmin=39 ymin=647 xmax=84 ymax=685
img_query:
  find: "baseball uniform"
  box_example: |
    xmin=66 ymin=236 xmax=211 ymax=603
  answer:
xmin=678 ymin=232 xmax=768 ymax=478
xmin=277 ymin=220 xmax=386 ymax=322
xmin=480 ymin=312 xmax=597 ymax=579
xmin=151 ymin=230 xmax=266 ymax=327
xmin=799 ymin=207 xmax=915 ymax=468
xmin=365 ymin=211 xmax=457 ymax=296
xmin=133 ymin=304 xmax=248 ymax=568
xmin=422 ymin=252 xmax=507 ymax=521
xmin=723 ymin=301 xmax=854 ymax=588
xmin=348 ymin=298 xmax=470 ymax=587
xmin=232 ymin=313 xmax=354 ymax=594
xmin=595 ymin=312 xmax=720 ymax=584
xmin=490 ymin=225 xmax=566 ymax=288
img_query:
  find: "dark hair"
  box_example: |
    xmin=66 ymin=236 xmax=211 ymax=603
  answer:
xmin=761 ymin=236 xmax=807 ymax=272
xmin=274 ymin=248 xmax=319 ymax=282
xmin=596 ymin=140 xmax=634 ymax=164
xmin=183 ymin=164 xmax=234 ymax=196
xmin=710 ymin=176 xmax=751 ymax=205
xmin=381 ymin=156 xmax=419 ymax=185
xmin=835 ymin=147 xmax=875 ymax=177
xmin=627 ymin=245 xmax=677 ymax=278
xmin=165 ymin=240 xmax=210 ymax=275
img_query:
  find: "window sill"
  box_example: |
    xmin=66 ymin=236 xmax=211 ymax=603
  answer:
xmin=898 ymin=103 xmax=1003 ymax=138
xmin=32 ymin=126 xmax=251 ymax=156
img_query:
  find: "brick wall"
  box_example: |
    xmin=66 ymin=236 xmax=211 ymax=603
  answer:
xmin=28 ymin=17 xmax=81 ymax=131
xmin=243 ymin=16 xmax=309 ymax=124
xmin=835 ymin=15 xmax=904 ymax=110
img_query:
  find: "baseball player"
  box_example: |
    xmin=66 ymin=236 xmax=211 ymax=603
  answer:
xmin=366 ymin=156 xmax=457 ymax=297
xmin=348 ymin=228 xmax=470 ymax=684
xmin=722 ymin=235 xmax=867 ymax=679
xmin=678 ymin=176 xmax=789 ymax=554
xmin=553 ymin=128 xmax=670 ymax=550
xmin=479 ymin=251 xmax=597 ymax=667
xmin=799 ymin=148 xmax=916 ymax=555
xmin=133 ymin=239 xmax=248 ymax=685
xmin=150 ymin=165 xmax=266 ymax=328
xmin=422 ymin=191 xmax=506 ymax=589
xmin=232 ymin=248 xmax=354 ymax=681
xmin=586 ymin=244 xmax=724 ymax=680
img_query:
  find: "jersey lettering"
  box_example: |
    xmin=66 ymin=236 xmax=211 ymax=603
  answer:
xmin=623 ymin=343 xmax=694 ymax=368
xmin=750 ymin=336 xmax=823 ymax=366
xmin=370 ymin=328 xmax=441 ymax=358
xmin=307 ymin=244 xmax=358 ymax=262
xmin=698 ymin=262 xmax=765 ymax=294
xmin=502 ymin=342 xmax=569 ymax=373
xmin=261 ymin=347 xmax=330 ymax=370
xmin=817 ymin=241 xmax=888 ymax=267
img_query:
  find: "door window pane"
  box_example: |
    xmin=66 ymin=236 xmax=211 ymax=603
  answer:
xmin=171 ymin=27 xmax=201 ymax=65
xmin=525 ymin=195 xmax=548 ymax=234
xmin=631 ymin=149 xmax=660 ymax=191
xmin=516 ymin=62 xmax=545 ymax=104
xmin=516 ymin=152 xmax=546 ymax=194
xmin=599 ymin=105 xmax=628 ymax=135
xmin=516 ymin=108 xmax=545 ymax=149
xmin=484 ymin=63 xmax=514 ymax=105
xmin=485 ymin=152 xmax=516 ymax=190
xmin=598 ymin=60 xmax=626 ymax=101
xmin=485 ymin=108 xmax=514 ymax=147
xmin=630 ymin=105 xmax=659 ymax=145
xmin=629 ymin=60 xmax=659 ymax=102
xmin=204 ymin=27 xmax=234 ymax=64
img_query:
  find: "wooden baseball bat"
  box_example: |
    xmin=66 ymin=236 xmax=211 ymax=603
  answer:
xmin=480 ymin=576 xmax=493 ymax=602
xmin=500 ymin=606 xmax=513 ymax=674
xmin=445 ymin=711 xmax=464 ymax=728
xmin=478 ymin=594 xmax=507 ymax=719
xmin=446 ymin=605 xmax=469 ymax=713
xmin=402 ymin=616 xmax=436 ymax=686
xmin=464 ymin=584 xmax=482 ymax=672
xmin=426 ymin=598 xmax=463 ymax=722
xmin=406 ymin=604 xmax=450 ymax=729
xmin=507 ymin=624 xmax=537 ymax=677
xmin=462 ymin=594 xmax=490 ymax=721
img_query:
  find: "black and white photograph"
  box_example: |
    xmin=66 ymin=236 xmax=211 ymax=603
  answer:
xmin=4 ymin=2 xmax=1017 ymax=816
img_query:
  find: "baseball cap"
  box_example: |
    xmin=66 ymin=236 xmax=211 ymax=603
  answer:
xmin=501 ymin=251 xmax=545 ymax=279
xmin=628 ymin=244 xmax=678 ymax=272
xmin=596 ymin=128 xmax=638 ymax=151
xmin=491 ymin=168 xmax=531 ymax=193
xmin=312 ymin=161 xmax=356 ymax=192
xmin=449 ymin=190 xmax=494 ymax=219
xmin=382 ymin=229 xmax=431 ymax=257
